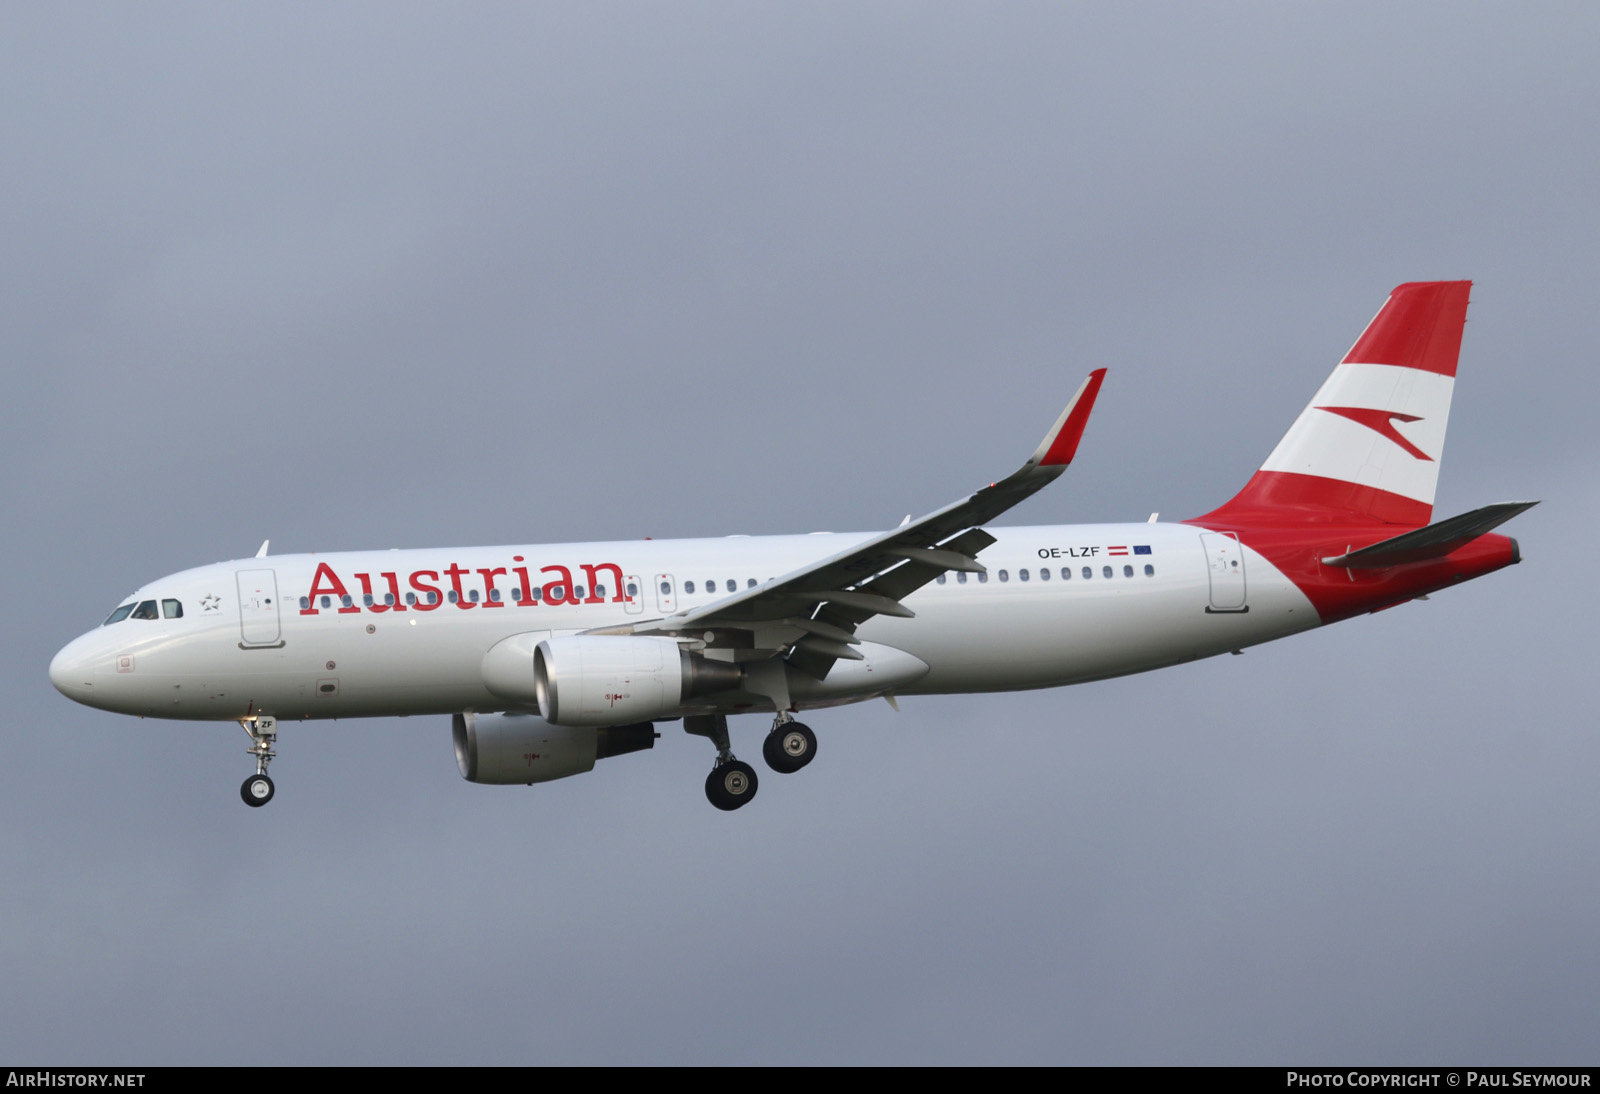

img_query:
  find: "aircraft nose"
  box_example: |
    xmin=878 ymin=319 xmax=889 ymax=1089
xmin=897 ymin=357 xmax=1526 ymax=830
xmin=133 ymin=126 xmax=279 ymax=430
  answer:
xmin=49 ymin=634 xmax=98 ymax=701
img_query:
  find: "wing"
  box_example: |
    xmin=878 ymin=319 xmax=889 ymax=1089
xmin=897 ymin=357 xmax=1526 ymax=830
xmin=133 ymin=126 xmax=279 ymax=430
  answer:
xmin=593 ymin=368 xmax=1107 ymax=679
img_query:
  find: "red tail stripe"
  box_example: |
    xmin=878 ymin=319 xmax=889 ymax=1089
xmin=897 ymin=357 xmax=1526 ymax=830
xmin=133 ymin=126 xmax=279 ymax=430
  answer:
xmin=1191 ymin=470 xmax=1432 ymax=528
xmin=1341 ymin=281 xmax=1471 ymax=376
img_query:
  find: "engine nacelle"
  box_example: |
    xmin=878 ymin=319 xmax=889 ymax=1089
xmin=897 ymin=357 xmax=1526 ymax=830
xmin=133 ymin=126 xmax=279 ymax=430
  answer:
xmin=533 ymin=635 xmax=739 ymax=726
xmin=453 ymin=711 xmax=656 ymax=785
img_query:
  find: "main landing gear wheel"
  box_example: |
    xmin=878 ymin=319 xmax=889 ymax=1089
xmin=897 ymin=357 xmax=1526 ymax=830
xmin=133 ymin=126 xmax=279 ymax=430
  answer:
xmin=705 ymin=760 xmax=759 ymax=811
xmin=240 ymin=773 xmax=275 ymax=807
xmin=763 ymin=721 xmax=816 ymax=774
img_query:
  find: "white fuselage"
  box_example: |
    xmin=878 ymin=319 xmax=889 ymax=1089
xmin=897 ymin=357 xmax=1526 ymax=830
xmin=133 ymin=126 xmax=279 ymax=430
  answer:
xmin=49 ymin=522 xmax=1319 ymax=723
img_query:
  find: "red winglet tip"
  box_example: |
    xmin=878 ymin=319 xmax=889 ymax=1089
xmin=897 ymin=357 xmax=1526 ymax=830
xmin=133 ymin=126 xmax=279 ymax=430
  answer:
xmin=1038 ymin=368 xmax=1107 ymax=467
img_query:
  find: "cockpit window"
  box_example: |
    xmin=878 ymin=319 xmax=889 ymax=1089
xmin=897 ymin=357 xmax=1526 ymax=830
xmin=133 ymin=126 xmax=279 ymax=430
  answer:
xmin=162 ymin=599 xmax=183 ymax=619
xmin=104 ymin=603 xmax=135 ymax=625
xmin=130 ymin=600 xmax=159 ymax=620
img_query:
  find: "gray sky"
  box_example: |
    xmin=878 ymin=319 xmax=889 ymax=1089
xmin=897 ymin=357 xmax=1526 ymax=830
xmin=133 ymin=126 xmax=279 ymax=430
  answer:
xmin=3 ymin=3 xmax=1596 ymax=1064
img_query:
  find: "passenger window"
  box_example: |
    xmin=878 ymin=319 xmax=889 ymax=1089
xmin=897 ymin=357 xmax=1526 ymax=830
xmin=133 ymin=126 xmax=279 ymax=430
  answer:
xmin=685 ymin=581 xmax=696 ymax=594
xmin=594 ymin=585 xmax=605 ymax=599
xmin=299 ymin=597 xmax=310 ymax=610
xmin=627 ymin=582 xmax=639 ymax=597
xmin=468 ymin=589 xmax=481 ymax=603
xmin=936 ymin=574 xmax=947 ymax=585
xmin=1082 ymin=567 xmax=1092 ymax=580
xmin=1019 ymin=569 xmax=1029 ymax=582
xmin=363 ymin=594 xmax=374 ymax=608
xmin=998 ymin=570 xmax=1009 ymax=583
xmin=447 ymin=591 xmax=459 ymax=604
xmin=341 ymin=594 xmax=353 ymax=608
xmin=104 ymin=603 xmax=135 ymax=625
xmin=1102 ymin=565 xmax=1113 ymax=579
xmin=660 ymin=581 xmax=671 ymax=595
xmin=574 ymin=586 xmax=586 ymax=600
xmin=321 ymin=596 xmax=332 ymax=608
xmin=747 ymin=578 xmax=756 ymax=588
xmin=131 ymin=600 xmax=159 ymax=620
xmin=1039 ymin=567 xmax=1049 ymax=581
xmin=489 ymin=589 xmax=502 ymax=602
xmin=384 ymin=593 xmax=395 ymax=606
xmin=726 ymin=579 xmax=736 ymax=593
xmin=1144 ymin=564 xmax=1155 ymax=577
xmin=406 ymin=592 xmax=417 ymax=605
xmin=1123 ymin=565 xmax=1134 ymax=578
xmin=529 ymin=588 xmax=541 ymax=602
xmin=1061 ymin=567 xmax=1071 ymax=580
xmin=957 ymin=572 xmax=968 ymax=584
xmin=162 ymin=599 xmax=183 ymax=619
xmin=427 ymin=591 xmax=440 ymax=605
xmin=977 ymin=572 xmax=988 ymax=584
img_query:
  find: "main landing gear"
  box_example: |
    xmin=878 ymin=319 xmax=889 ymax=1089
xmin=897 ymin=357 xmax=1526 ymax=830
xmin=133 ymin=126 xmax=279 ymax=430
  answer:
xmin=686 ymin=712 xmax=820 ymax=810
xmin=685 ymin=713 xmax=759 ymax=812
xmin=705 ymin=760 xmax=758 ymax=812
xmin=238 ymin=715 xmax=277 ymax=808
xmin=762 ymin=713 xmax=817 ymax=775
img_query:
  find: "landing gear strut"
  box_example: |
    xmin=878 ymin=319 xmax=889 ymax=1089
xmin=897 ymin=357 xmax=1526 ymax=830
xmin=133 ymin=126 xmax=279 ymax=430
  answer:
xmin=762 ymin=713 xmax=817 ymax=774
xmin=685 ymin=713 xmax=758 ymax=811
xmin=238 ymin=715 xmax=277 ymax=808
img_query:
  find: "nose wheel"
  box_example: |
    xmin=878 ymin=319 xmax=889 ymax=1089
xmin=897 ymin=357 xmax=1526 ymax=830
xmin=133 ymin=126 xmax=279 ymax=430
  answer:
xmin=241 ymin=773 xmax=275 ymax=806
xmin=238 ymin=715 xmax=278 ymax=808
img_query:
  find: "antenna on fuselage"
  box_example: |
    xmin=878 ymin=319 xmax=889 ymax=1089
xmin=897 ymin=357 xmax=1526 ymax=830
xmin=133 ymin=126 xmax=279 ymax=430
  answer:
xmin=255 ymin=540 xmax=270 ymax=558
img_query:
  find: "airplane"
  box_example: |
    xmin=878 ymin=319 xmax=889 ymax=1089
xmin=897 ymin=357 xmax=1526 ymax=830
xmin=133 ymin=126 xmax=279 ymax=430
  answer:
xmin=49 ymin=281 xmax=1535 ymax=811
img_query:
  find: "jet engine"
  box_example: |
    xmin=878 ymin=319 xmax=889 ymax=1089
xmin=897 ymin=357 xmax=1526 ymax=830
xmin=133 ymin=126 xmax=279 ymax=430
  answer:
xmin=452 ymin=711 xmax=657 ymax=785
xmin=526 ymin=634 xmax=740 ymax=726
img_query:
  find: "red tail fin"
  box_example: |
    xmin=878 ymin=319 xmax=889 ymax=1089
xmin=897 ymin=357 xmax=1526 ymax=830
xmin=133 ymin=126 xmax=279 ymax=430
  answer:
xmin=1195 ymin=282 xmax=1471 ymax=528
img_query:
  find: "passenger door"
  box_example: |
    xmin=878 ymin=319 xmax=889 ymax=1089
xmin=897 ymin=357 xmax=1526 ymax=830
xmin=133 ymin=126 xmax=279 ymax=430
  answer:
xmin=236 ymin=569 xmax=283 ymax=645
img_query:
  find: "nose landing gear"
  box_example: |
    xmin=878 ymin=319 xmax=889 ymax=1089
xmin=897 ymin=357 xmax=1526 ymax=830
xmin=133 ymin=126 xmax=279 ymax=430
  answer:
xmin=241 ymin=772 xmax=275 ymax=806
xmin=238 ymin=715 xmax=277 ymax=808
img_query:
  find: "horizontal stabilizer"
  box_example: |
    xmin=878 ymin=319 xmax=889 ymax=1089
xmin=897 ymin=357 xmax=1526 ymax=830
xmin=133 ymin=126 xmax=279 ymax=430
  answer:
xmin=1321 ymin=501 xmax=1539 ymax=568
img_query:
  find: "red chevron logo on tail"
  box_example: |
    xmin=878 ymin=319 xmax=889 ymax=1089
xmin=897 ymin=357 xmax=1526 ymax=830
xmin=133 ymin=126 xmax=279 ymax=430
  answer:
xmin=1314 ymin=406 xmax=1433 ymax=461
